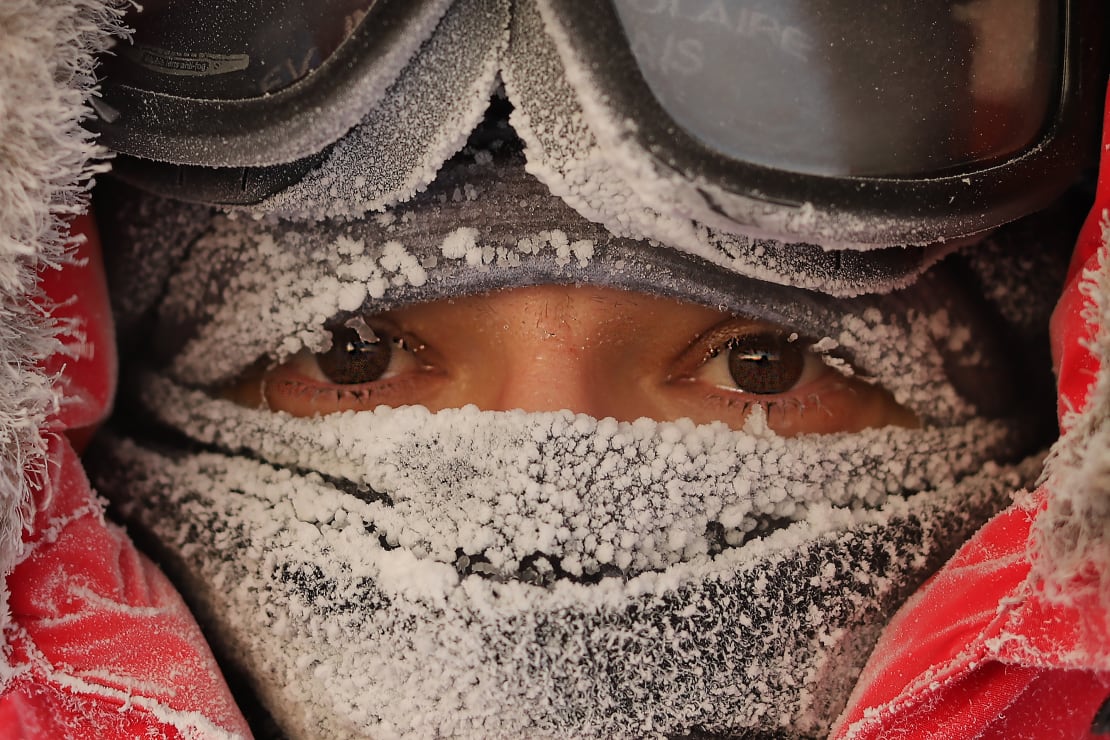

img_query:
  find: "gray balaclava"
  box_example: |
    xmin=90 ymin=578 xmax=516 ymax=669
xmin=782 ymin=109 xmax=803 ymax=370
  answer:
xmin=90 ymin=111 xmax=1071 ymax=737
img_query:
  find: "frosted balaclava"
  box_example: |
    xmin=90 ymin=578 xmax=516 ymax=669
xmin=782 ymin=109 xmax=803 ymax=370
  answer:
xmin=91 ymin=120 xmax=1069 ymax=738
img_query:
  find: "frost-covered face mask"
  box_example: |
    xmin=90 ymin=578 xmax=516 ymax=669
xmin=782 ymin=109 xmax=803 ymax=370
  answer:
xmin=92 ymin=148 xmax=1066 ymax=739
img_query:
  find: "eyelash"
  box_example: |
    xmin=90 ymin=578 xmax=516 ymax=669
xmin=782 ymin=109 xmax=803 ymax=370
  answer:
xmin=242 ymin=319 xmax=439 ymax=407
xmin=267 ymin=376 xmax=379 ymax=404
xmin=702 ymin=387 xmax=833 ymax=419
xmin=668 ymin=319 xmax=862 ymax=422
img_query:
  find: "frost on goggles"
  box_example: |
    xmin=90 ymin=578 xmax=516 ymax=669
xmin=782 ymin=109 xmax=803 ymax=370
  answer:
xmin=613 ymin=0 xmax=1060 ymax=177
xmin=106 ymin=0 xmax=378 ymax=99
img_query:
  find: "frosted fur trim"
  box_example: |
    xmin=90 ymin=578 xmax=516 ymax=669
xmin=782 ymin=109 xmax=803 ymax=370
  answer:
xmin=0 ymin=0 xmax=127 ymax=633
xmin=1037 ymin=211 xmax=1110 ymax=633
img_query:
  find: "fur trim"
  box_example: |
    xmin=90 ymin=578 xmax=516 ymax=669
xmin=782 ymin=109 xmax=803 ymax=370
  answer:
xmin=1038 ymin=212 xmax=1110 ymax=636
xmin=0 ymin=0 xmax=128 ymax=621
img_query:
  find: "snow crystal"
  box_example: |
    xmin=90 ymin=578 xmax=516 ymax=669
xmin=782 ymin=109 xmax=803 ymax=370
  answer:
xmin=336 ymin=282 xmax=367 ymax=313
xmin=441 ymin=228 xmax=479 ymax=260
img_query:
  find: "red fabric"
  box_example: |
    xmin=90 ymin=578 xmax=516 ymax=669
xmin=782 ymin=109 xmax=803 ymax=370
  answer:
xmin=1052 ymin=93 xmax=1109 ymax=431
xmin=832 ymin=495 xmax=1110 ymax=739
xmin=39 ymin=214 xmax=116 ymax=449
xmin=0 ymin=216 xmax=251 ymax=739
xmin=833 ymin=90 xmax=1110 ymax=740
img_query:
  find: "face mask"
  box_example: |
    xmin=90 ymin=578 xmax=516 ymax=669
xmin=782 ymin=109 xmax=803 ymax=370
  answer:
xmin=100 ymin=387 xmax=1038 ymax=739
xmin=93 ymin=149 xmax=1060 ymax=738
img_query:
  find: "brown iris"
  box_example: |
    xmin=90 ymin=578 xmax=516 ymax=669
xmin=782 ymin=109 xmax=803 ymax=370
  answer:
xmin=316 ymin=324 xmax=392 ymax=384
xmin=727 ymin=333 xmax=805 ymax=394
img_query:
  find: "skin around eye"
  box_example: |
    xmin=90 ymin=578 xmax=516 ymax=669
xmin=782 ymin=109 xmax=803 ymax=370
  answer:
xmin=222 ymin=318 xmax=446 ymax=416
xmin=666 ymin=318 xmax=917 ymax=435
xmin=220 ymin=286 xmax=917 ymax=435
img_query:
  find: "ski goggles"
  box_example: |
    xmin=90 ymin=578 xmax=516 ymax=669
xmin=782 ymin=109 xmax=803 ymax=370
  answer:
xmin=93 ymin=0 xmax=1106 ymax=247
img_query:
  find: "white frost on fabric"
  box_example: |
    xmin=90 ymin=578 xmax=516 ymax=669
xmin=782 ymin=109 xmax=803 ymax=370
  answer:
xmin=440 ymin=226 xmax=480 ymax=260
xmin=501 ymin=0 xmax=956 ymax=299
xmin=833 ymin=308 xmax=974 ymax=423
xmin=142 ymin=376 xmax=1024 ymax=578
xmin=21 ymin=645 xmax=242 ymax=740
xmin=98 ymin=379 xmax=1036 ymax=739
xmin=0 ymin=0 xmax=126 ymax=636
xmin=1038 ymin=213 xmax=1110 ymax=634
xmin=436 ymin=226 xmax=595 ymax=270
xmin=160 ymin=218 xmax=415 ymax=380
xmin=145 ymin=379 xmax=1021 ymax=581
xmin=159 ymin=214 xmax=605 ymax=384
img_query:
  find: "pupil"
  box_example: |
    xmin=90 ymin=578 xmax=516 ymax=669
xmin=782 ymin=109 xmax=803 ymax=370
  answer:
xmin=727 ymin=333 xmax=804 ymax=395
xmin=316 ymin=325 xmax=391 ymax=384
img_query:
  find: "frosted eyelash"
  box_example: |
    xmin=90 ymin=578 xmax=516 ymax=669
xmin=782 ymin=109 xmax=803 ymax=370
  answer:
xmin=704 ymin=391 xmax=831 ymax=421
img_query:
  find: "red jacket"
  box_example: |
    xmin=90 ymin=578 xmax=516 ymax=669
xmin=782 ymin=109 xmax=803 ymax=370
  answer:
xmin=0 ymin=3 xmax=249 ymax=736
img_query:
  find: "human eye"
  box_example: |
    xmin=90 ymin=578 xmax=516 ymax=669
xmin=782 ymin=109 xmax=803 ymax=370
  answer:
xmin=668 ymin=318 xmax=917 ymax=435
xmin=223 ymin=316 xmax=444 ymax=416
xmin=694 ymin=328 xmax=824 ymax=396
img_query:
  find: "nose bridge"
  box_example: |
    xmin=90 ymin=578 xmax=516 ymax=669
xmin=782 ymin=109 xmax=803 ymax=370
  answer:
xmin=482 ymin=289 xmax=609 ymax=417
xmin=491 ymin=342 xmax=603 ymax=416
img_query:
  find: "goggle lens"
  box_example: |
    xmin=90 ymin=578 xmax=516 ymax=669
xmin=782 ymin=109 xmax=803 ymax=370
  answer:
xmin=613 ymin=0 xmax=1060 ymax=177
